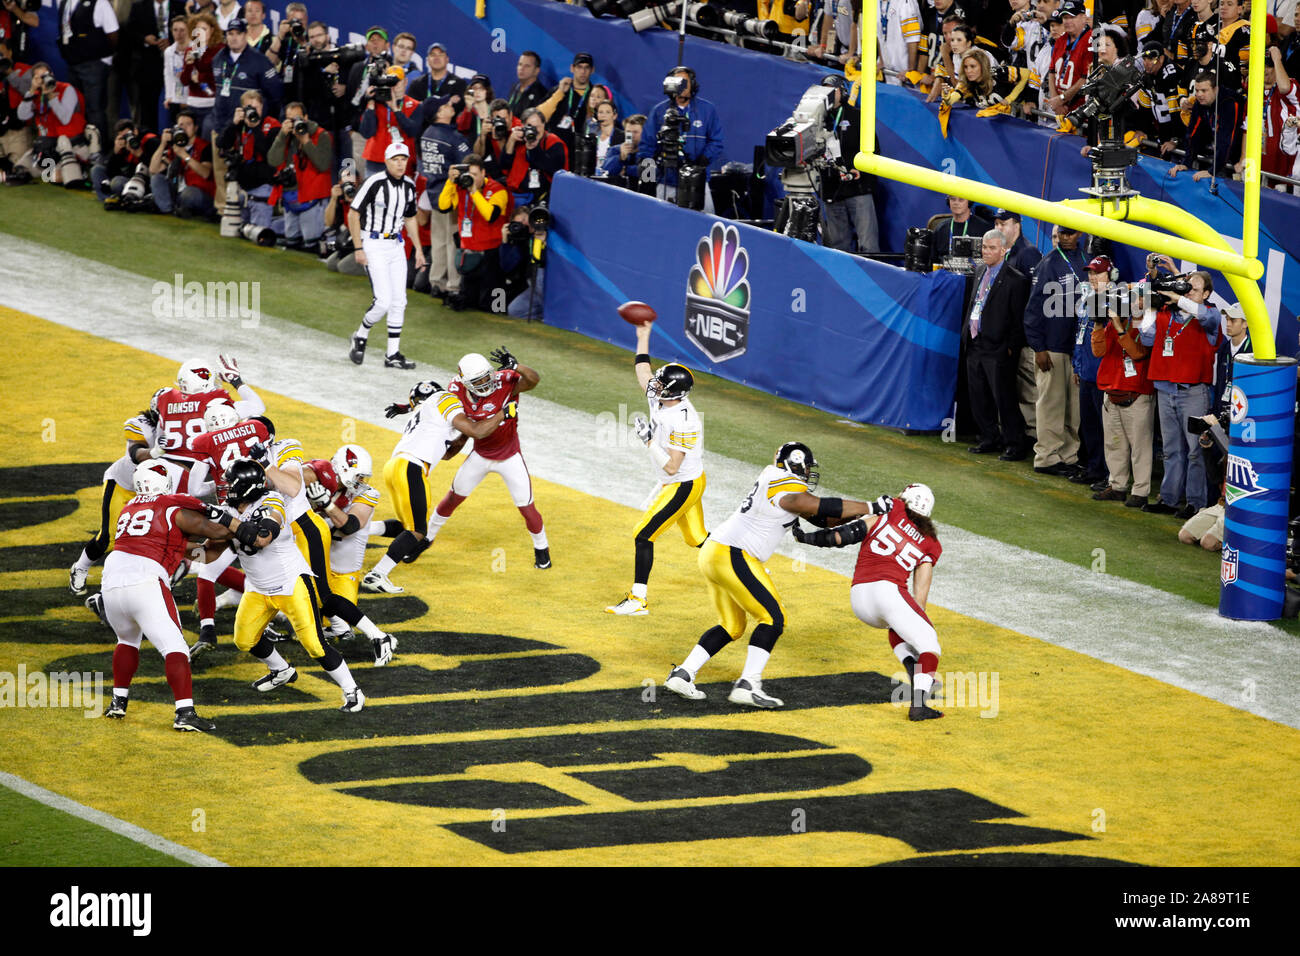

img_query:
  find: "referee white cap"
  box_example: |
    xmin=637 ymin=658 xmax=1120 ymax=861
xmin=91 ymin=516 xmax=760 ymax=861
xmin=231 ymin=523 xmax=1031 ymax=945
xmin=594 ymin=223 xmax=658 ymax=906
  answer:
xmin=385 ymin=142 xmax=410 ymax=160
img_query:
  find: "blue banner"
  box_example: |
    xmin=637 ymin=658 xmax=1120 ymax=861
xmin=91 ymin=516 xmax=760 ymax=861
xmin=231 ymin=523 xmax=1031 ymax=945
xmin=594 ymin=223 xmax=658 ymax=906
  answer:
xmin=545 ymin=172 xmax=967 ymax=431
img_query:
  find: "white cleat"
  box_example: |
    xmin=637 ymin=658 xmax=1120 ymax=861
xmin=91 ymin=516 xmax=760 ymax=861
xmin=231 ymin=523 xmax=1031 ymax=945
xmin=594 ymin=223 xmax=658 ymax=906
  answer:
xmin=728 ymin=678 xmax=784 ymax=709
xmin=214 ymin=588 xmax=241 ymax=610
xmin=605 ymin=593 xmax=648 ymax=616
xmin=341 ymin=687 xmax=366 ymax=712
xmin=85 ymin=593 xmax=110 ymax=628
xmin=69 ymin=565 xmax=89 ymax=597
xmin=665 ymin=666 xmax=706 ymax=700
xmin=251 ymin=666 xmax=298 ymax=692
xmin=362 ymin=569 xmax=404 ymax=594
xmin=325 ymin=618 xmax=354 ymax=642
xmin=372 ymin=633 xmax=397 ymax=667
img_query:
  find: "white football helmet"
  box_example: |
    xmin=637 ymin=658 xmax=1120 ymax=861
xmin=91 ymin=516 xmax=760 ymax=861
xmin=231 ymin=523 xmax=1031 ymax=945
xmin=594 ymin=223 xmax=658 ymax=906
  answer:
xmin=899 ymin=483 xmax=935 ymax=518
xmin=331 ymin=444 xmax=373 ymax=492
xmin=458 ymin=352 xmax=496 ymax=399
xmin=177 ymin=358 xmax=220 ymax=395
xmin=203 ymin=401 xmax=239 ymax=432
xmin=133 ymin=460 xmax=175 ymax=496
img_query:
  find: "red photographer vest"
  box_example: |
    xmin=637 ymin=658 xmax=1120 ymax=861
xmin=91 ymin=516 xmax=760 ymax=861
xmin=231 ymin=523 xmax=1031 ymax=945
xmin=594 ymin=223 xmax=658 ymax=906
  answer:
xmin=1096 ymin=324 xmax=1154 ymax=395
xmin=1146 ymin=307 xmax=1217 ymax=385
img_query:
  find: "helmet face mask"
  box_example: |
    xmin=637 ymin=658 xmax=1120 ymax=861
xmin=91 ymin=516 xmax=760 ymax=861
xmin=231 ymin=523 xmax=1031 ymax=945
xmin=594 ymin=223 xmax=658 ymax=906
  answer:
xmin=650 ymin=363 xmax=694 ymax=404
xmin=224 ymin=458 xmax=268 ymax=507
xmin=409 ymin=380 xmax=442 ymax=408
xmin=330 ymin=444 xmax=372 ymax=494
xmin=177 ymin=359 xmax=219 ymax=395
xmin=458 ymin=353 xmax=496 ymax=399
xmin=133 ymin=461 xmax=174 ymax=496
xmin=774 ymin=441 xmax=819 ymax=491
xmin=203 ymin=401 xmax=239 ymax=432
xmin=900 ymin=482 xmax=935 ymax=518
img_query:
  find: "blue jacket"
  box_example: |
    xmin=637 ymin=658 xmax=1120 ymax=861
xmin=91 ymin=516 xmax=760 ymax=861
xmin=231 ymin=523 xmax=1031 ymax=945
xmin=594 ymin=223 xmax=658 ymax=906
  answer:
xmin=1023 ymin=246 xmax=1089 ymax=354
xmin=637 ymin=95 xmax=725 ymax=186
xmin=1006 ymin=235 xmax=1042 ymax=276
xmin=1070 ymin=285 xmax=1104 ymax=382
xmin=213 ymin=46 xmax=283 ymax=134
xmin=1214 ymin=331 xmax=1251 ymax=417
xmin=417 ymin=121 xmax=471 ymax=197
xmin=600 ymin=141 xmax=639 ymax=183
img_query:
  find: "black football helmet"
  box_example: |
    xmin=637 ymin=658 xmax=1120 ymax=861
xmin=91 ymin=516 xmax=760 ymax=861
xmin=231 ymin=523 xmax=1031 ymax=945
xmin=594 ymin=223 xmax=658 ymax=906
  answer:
xmin=650 ymin=363 xmax=694 ymax=403
xmin=248 ymin=415 xmax=276 ymax=443
xmin=409 ymin=380 xmax=442 ymax=408
xmin=225 ymin=458 xmax=269 ymax=507
xmin=775 ymin=441 xmax=819 ymax=490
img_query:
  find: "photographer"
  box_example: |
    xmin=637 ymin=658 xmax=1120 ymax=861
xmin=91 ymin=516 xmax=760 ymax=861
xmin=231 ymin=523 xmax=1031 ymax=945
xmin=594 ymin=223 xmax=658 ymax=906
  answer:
xmin=343 ymin=26 xmax=391 ymax=171
xmin=503 ymin=106 xmax=567 ymax=207
xmin=819 ymin=74 xmax=878 ymax=254
xmin=149 ymin=108 xmax=214 ymax=216
xmin=1088 ymin=269 xmax=1155 ymax=507
xmin=17 ymin=62 xmax=92 ymax=187
xmin=295 ymin=20 xmax=349 ymax=134
xmin=473 ymin=97 xmax=523 ymax=186
xmin=1169 ymin=72 xmax=1244 ymax=181
xmin=1069 ymin=256 xmax=1116 ymax=488
xmin=268 ymin=100 xmax=332 ymax=250
xmin=212 ymin=17 xmax=281 ymax=207
xmin=497 ymin=205 xmax=546 ymax=319
xmin=457 ymin=73 xmax=495 ymax=144
xmin=216 ymin=88 xmax=280 ymax=231
xmin=415 ymin=93 xmax=471 ymax=300
xmin=91 ymin=117 xmax=155 ymax=200
xmin=1137 ymin=257 xmax=1221 ymax=518
xmin=359 ymin=64 xmax=419 ymax=176
xmin=323 ymin=166 xmax=365 ymax=275
xmin=598 ymin=113 xmax=645 ymax=188
xmin=267 ymin=2 xmax=307 ymax=73
xmin=637 ymin=66 xmax=725 ymax=212
xmin=0 ymin=39 xmax=37 ymax=184
xmin=436 ymin=152 xmax=508 ymax=312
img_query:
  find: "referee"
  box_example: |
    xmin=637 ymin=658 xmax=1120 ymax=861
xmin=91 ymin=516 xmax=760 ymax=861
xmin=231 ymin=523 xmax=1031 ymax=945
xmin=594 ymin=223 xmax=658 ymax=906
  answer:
xmin=348 ymin=142 xmax=427 ymax=369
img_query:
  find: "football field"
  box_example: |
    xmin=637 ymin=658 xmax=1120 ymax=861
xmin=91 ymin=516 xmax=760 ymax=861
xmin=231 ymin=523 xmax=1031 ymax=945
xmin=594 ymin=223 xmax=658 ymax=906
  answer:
xmin=3 ymin=309 xmax=1298 ymax=866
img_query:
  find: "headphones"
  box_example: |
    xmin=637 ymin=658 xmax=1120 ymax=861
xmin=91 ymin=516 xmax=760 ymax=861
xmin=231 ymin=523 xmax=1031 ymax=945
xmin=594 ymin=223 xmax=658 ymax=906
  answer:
xmin=673 ymin=66 xmax=699 ymax=97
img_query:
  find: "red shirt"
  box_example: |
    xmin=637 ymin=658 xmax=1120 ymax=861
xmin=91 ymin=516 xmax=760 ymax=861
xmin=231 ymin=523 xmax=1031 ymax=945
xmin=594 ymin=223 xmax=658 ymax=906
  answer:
xmin=113 ymin=492 xmax=207 ymax=577
xmin=1095 ymin=323 xmax=1154 ymax=395
xmin=189 ymin=420 xmax=271 ymax=501
xmin=449 ymin=369 xmax=521 ymax=461
xmin=852 ymin=499 xmax=943 ymax=588
xmin=1051 ymin=29 xmax=1093 ymax=109
xmin=155 ymin=387 xmax=233 ymax=462
xmin=1146 ymin=307 xmax=1218 ymax=385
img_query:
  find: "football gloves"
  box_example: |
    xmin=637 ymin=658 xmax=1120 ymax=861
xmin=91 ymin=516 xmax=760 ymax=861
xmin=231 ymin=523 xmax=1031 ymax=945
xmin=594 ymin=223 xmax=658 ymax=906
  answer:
xmin=232 ymin=519 xmax=261 ymax=550
xmin=204 ymin=504 xmax=232 ymax=527
xmin=791 ymin=522 xmax=809 ymax=544
xmin=218 ymin=354 xmax=243 ymax=387
xmin=632 ymin=414 xmax=654 ymax=444
xmin=870 ymin=494 xmax=894 ymax=515
xmin=246 ymin=441 xmax=270 ymax=464
xmin=305 ymin=481 xmax=330 ymax=510
xmin=490 ymin=347 xmax=518 ymax=371
xmin=384 ymin=402 xmax=411 ymax=418
xmin=504 ymin=400 xmax=518 ymax=420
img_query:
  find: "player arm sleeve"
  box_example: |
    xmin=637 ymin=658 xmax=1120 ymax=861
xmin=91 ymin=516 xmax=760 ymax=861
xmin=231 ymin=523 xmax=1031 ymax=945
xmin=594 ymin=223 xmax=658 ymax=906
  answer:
xmin=798 ymin=518 xmax=868 ymax=548
xmin=187 ymin=459 xmax=211 ymax=494
xmin=336 ymin=513 xmax=361 ymax=536
xmin=231 ymin=384 xmax=266 ymax=418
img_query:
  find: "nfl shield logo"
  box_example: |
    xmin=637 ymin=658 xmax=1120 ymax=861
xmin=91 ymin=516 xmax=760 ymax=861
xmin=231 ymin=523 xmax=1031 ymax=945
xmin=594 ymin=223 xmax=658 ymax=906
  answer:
xmin=1221 ymin=547 xmax=1239 ymax=585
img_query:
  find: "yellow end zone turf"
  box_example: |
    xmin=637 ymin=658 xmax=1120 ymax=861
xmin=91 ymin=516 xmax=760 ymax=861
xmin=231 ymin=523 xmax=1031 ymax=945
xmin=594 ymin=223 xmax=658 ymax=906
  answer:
xmin=2 ymin=309 xmax=1298 ymax=867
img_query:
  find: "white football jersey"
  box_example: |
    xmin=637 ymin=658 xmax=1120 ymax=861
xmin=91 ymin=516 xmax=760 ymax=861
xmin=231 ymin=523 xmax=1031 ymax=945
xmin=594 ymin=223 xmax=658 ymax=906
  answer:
xmin=231 ymin=490 xmax=311 ymax=596
xmin=270 ymin=438 xmax=309 ymax=521
xmin=394 ymin=390 xmax=466 ymax=466
xmin=329 ymin=483 xmax=381 ymax=574
xmin=647 ymin=392 xmax=704 ymax=484
xmin=710 ymin=464 xmax=807 ymax=562
xmin=103 ymin=413 xmax=159 ymax=488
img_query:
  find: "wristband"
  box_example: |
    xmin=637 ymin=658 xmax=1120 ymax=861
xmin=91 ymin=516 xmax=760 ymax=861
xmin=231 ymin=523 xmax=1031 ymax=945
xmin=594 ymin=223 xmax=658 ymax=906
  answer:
xmin=816 ymin=496 xmax=843 ymax=520
xmin=217 ymin=510 xmax=233 ymax=528
xmin=635 ymin=353 xmax=651 ymax=366
xmin=647 ymin=443 xmax=671 ymax=470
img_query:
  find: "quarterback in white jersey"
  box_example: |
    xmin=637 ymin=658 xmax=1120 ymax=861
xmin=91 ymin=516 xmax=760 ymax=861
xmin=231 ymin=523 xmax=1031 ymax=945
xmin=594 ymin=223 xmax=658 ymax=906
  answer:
xmin=664 ymin=442 xmax=876 ymax=709
xmin=220 ymin=459 xmax=366 ymax=712
xmin=607 ymin=320 xmax=708 ymax=617
xmin=362 ymin=380 xmax=509 ymax=594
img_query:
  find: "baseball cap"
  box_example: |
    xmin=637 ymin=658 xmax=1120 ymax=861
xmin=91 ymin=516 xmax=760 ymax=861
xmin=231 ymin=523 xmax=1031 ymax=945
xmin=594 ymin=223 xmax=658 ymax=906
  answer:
xmin=1058 ymin=1 xmax=1086 ymax=16
xmin=1223 ymin=302 xmax=1246 ymax=320
xmin=225 ymin=17 xmax=247 ymax=33
xmin=366 ymin=26 xmax=389 ymax=41
xmin=384 ymin=141 xmax=410 ymax=160
xmin=468 ymin=72 xmax=491 ymax=89
xmin=1141 ymin=40 xmax=1166 ymax=58
xmin=428 ymin=41 xmax=447 ymax=54
xmin=573 ymin=52 xmax=594 ymax=66
xmin=1087 ymin=255 xmax=1114 ymax=273
xmin=992 ymin=208 xmax=1021 ymax=222
xmin=1048 ymin=10 xmax=1064 ymax=23
xmin=386 ymin=65 xmax=405 ymax=80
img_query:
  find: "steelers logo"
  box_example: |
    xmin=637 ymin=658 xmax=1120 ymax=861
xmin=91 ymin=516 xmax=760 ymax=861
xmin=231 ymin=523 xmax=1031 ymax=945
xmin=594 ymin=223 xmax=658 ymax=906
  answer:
xmin=1229 ymin=386 xmax=1249 ymax=425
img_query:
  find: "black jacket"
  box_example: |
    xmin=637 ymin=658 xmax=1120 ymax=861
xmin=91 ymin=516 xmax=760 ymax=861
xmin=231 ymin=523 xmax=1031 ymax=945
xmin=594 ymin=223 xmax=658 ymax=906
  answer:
xmin=964 ymin=261 xmax=1030 ymax=355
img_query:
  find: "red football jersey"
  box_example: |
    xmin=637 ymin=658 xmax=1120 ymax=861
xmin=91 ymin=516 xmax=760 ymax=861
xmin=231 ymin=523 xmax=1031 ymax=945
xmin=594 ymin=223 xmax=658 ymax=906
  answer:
xmin=852 ymin=498 xmax=943 ymax=588
xmin=1051 ymin=30 xmax=1093 ymax=109
xmin=449 ymin=369 xmax=521 ymax=461
xmin=305 ymin=459 xmax=341 ymax=495
xmin=112 ymin=493 xmax=207 ymax=577
xmin=189 ymin=420 xmax=272 ymax=501
xmin=155 ymin=387 xmax=233 ymax=462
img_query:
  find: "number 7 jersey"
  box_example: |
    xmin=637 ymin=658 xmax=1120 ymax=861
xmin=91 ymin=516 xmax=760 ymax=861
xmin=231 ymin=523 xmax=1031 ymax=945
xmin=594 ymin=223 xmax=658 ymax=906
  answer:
xmin=852 ymin=498 xmax=942 ymax=587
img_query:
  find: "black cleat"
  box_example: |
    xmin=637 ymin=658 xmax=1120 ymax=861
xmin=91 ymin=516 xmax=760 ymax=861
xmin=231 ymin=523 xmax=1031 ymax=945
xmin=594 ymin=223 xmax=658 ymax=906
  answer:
xmin=173 ymin=706 xmax=216 ymax=732
xmin=104 ymin=694 xmax=128 ymax=719
xmin=384 ymin=351 xmax=416 ymax=369
xmin=534 ymin=547 xmax=551 ymax=570
xmin=401 ymin=537 xmax=431 ymax=564
xmin=903 ymin=655 xmax=916 ymax=683
xmin=908 ymin=704 xmax=945 ymax=721
xmin=349 ymin=334 xmax=367 ymax=365
xmin=188 ymin=624 xmax=217 ymax=661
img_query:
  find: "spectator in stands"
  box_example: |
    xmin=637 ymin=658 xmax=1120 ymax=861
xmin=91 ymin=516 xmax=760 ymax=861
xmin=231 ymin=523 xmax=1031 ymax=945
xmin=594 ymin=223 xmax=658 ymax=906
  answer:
xmin=1046 ymin=0 xmax=1092 ymax=116
xmin=216 ymin=87 xmax=279 ymax=232
xmin=415 ymin=93 xmax=470 ymax=301
xmin=592 ymin=99 xmax=621 ymax=172
xmin=92 ymin=117 xmax=153 ymax=198
xmin=267 ymin=2 xmax=308 ymax=72
xmin=965 ymin=229 xmax=1031 ymax=460
xmin=1236 ymin=46 xmax=1298 ymax=184
xmin=212 ymin=0 xmax=239 ymax=30
xmin=637 ymin=66 xmax=724 ymax=211
xmin=1139 ymin=41 xmax=1185 ymax=154
xmin=1070 ymin=256 xmax=1115 ymax=488
xmin=503 ymin=106 xmax=567 ymax=206
xmin=1170 ymin=72 xmax=1245 ymax=180
xmin=1001 ymin=0 xmax=1042 ymax=74
xmin=125 ymin=0 xmax=172 ymax=134
xmin=1180 ymin=20 xmax=1240 ymax=100
xmin=1090 ymin=258 xmax=1156 ymax=506
xmin=457 ymin=73 xmax=494 ymax=144
xmin=810 ymin=0 xmax=859 ymax=65
xmin=178 ymin=11 xmax=220 ymax=139
xmin=506 ymin=50 xmax=546 ymax=117
xmin=149 ymin=107 xmax=213 ymax=216
xmin=0 ymin=37 xmax=37 ymax=184
xmin=360 ymin=65 xmax=419 ymax=175
xmin=391 ymin=32 xmax=419 ymax=88
xmin=57 ymin=0 xmax=120 ymax=144
xmin=919 ymin=1 xmax=969 ymax=88
xmin=1134 ymin=0 xmax=1171 ymax=47
xmin=820 ymin=74 xmax=878 ymax=253
xmin=540 ymin=50 xmax=595 ymax=158
xmin=19 ymin=61 xmax=92 ymax=186
xmin=409 ymin=41 xmax=465 ymax=104
xmin=1162 ymin=0 xmax=1196 ymax=58
xmin=944 ymin=51 xmax=1031 ymax=111
xmin=931 ymin=194 xmax=991 ymax=256
xmin=1138 ymin=256 xmax=1221 ymax=517
xmin=599 ymin=112 xmax=645 ymax=187
xmin=1027 ymin=8 xmax=1065 ymax=121
xmin=240 ymin=0 xmax=273 ymax=57
xmin=1023 ymin=224 xmax=1087 ymax=478
xmin=268 ymin=100 xmax=332 ymax=251
xmin=436 ymin=152 xmax=508 ymax=311
xmin=927 ymin=18 xmax=986 ymax=101
xmin=161 ymin=14 xmax=189 ymax=124
xmin=878 ymin=0 xmax=922 ymax=84
xmin=756 ymin=0 xmax=811 ymax=39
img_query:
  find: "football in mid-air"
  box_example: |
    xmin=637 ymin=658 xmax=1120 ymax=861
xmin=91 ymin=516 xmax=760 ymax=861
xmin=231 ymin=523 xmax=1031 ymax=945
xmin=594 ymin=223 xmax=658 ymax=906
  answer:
xmin=618 ymin=301 xmax=657 ymax=326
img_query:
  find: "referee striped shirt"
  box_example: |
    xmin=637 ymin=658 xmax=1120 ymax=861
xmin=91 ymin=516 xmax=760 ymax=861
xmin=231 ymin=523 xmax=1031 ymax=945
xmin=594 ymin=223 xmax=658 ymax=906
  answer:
xmin=352 ymin=170 xmax=418 ymax=237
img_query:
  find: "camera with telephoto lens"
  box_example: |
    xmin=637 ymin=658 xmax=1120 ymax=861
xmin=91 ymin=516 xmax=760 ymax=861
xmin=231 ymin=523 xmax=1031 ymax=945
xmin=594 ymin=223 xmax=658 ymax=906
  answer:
xmin=454 ymin=165 xmax=474 ymax=189
xmin=506 ymin=220 xmax=531 ymax=244
xmin=293 ymin=118 xmax=309 ymax=136
xmin=492 ymin=116 xmax=510 ymax=139
xmin=304 ymin=43 xmax=367 ymax=70
xmin=273 ymin=165 xmax=297 ymax=188
xmin=522 ymin=123 xmax=540 ymax=146
xmin=42 ymin=74 xmax=57 ymax=92
xmin=340 ymin=179 xmax=357 ymax=201
xmin=289 ymin=18 xmax=306 ymax=39
xmin=1151 ymin=272 xmax=1193 ymax=296
xmin=528 ymin=202 xmax=550 ymax=232
xmin=125 ymin=132 xmax=141 ymax=152
xmin=721 ymin=9 xmax=778 ymax=38
xmin=170 ymin=126 xmax=189 ymax=149
xmin=657 ymin=105 xmax=688 ymax=168
xmin=368 ymin=58 xmax=398 ymax=104
xmin=243 ymin=105 xmax=260 ymax=125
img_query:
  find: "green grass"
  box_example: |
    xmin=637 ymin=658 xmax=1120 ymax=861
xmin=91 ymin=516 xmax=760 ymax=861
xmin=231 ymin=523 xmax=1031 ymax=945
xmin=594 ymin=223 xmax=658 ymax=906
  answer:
xmin=2 ymin=187 xmax=1263 ymax=625
xmin=0 ymin=785 xmax=188 ymax=866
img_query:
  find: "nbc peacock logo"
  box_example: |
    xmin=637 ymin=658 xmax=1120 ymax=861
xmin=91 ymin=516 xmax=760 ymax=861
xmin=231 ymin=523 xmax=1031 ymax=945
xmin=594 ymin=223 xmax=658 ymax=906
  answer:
xmin=684 ymin=222 xmax=752 ymax=362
